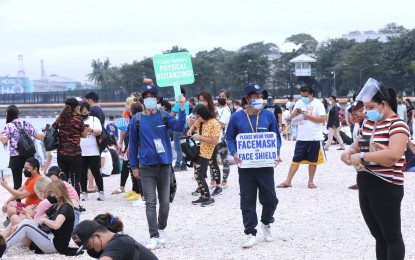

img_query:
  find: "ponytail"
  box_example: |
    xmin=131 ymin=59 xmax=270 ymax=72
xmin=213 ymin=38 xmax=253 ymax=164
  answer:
xmin=386 ymin=87 xmax=397 ymax=113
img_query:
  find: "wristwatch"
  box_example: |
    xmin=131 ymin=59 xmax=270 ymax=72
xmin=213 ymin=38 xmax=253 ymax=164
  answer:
xmin=359 ymin=152 xmax=365 ymax=163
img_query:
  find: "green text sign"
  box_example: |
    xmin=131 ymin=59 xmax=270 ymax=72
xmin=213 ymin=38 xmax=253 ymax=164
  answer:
xmin=153 ymin=52 xmax=194 ymax=100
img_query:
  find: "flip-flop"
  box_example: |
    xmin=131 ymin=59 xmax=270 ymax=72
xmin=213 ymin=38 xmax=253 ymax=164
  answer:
xmin=276 ymin=183 xmax=292 ymax=188
xmin=111 ymin=188 xmax=125 ymax=195
xmin=308 ymin=183 xmax=318 ymax=189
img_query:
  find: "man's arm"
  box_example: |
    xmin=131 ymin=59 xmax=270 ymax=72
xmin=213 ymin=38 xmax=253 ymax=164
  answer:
xmin=128 ymin=116 xmax=139 ymax=171
xmin=1 ymin=182 xmax=30 ymax=199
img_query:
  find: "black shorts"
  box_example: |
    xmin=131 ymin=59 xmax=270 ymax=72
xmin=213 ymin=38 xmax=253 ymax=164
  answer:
xmin=292 ymin=140 xmax=326 ymax=165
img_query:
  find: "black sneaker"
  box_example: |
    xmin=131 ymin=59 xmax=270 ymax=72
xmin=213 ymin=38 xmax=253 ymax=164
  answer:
xmin=173 ymin=165 xmax=182 ymax=172
xmin=212 ymin=187 xmax=223 ymax=197
xmin=201 ymin=197 xmax=215 ymax=207
xmin=79 ymin=205 xmax=86 ymax=212
xmin=191 ymin=187 xmax=201 ymax=196
xmin=180 ymin=164 xmax=188 ymax=171
xmin=192 ymin=197 xmax=207 ymax=205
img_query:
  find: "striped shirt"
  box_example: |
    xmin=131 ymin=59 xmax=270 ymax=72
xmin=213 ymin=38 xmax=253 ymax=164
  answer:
xmin=359 ymin=115 xmax=409 ymax=185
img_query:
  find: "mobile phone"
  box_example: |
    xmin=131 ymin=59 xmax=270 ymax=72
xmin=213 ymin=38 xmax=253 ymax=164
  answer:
xmin=296 ymin=108 xmax=303 ymax=114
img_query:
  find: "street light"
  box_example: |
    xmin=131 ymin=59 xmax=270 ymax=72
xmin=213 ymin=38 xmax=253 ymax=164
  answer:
xmin=343 ymin=63 xmax=379 ymax=87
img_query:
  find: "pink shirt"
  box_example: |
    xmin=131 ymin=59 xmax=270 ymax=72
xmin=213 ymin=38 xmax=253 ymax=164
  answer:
xmin=64 ymin=181 xmax=79 ymax=202
xmin=34 ymin=199 xmax=52 ymax=221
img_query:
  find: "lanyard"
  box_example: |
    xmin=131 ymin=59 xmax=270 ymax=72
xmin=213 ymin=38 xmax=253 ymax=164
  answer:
xmin=144 ymin=111 xmax=161 ymax=138
xmin=245 ymin=110 xmax=261 ymax=133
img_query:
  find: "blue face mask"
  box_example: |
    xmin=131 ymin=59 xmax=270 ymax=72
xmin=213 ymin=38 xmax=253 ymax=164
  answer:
xmin=366 ymin=108 xmax=383 ymax=122
xmin=143 ymin=97 xmax=157 ymax=109
xmin=301 ymin=97 xmax=310 ymax=104
xmin=195 ymin=102 xmax=199 ymax=105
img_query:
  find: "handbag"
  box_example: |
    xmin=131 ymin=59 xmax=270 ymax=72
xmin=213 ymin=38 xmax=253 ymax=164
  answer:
xmin=44 ymin=124 xmax=59 ymax=151
xmin=181 ymin=122 xmax=203 ymax=167
xmin=94 ymin=117 xmax=110 ymax=154
xmin=13 ymin=121 xmax=36 ymax=157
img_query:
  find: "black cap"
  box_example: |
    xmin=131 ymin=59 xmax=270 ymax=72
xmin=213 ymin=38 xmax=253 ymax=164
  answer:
xmin=72 ymin=220 xmax=101 ymax=253
xmin=64 ymin=98 xmax=79 ymax=110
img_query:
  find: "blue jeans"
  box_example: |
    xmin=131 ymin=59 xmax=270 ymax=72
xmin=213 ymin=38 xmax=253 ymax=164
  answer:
xmin=173 ymin=131 xmax=186 ymax=167
xmin=140 ymin=164 xmax=171 ymax=238
xmin=73 ymin=208 xmax=80 ymax=230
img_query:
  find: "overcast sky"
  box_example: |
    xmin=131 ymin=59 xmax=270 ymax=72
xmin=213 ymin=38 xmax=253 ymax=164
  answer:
xmin=0 ymin=0 xmax=413 ymax=82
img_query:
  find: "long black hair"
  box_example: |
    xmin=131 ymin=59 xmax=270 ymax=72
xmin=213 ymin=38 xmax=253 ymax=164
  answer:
xmin=6 ymin=105 xmax=19 ymax=124
xmin=371 ymin=82 xmax=397 ymax=113
xmin=193 ymin=104 xmax=215 ymax=121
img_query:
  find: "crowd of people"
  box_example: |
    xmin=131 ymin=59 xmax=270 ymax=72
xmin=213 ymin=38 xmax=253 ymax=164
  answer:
xmin=0 ymin=76 xmax=411 ymax=259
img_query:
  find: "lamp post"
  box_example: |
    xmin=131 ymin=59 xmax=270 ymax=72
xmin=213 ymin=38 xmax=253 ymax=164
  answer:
xmin=343 ymin=63 xmax=378 ymax=87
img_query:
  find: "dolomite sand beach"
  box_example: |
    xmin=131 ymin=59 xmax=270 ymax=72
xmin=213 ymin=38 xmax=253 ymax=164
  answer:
xmin=1 ymin=140 xmax=415 ymax=260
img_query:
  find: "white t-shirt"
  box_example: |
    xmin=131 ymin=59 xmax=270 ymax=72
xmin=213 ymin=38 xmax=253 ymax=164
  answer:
xmin=80 ymin=116 xmax=102 ymax=156
xmin=101 ymin=148 xmax=113 ymax=176
xmin=293 ymin=98 xmax=326 ymax=141
xmin=217 ymin=106 xmax=231 ymax=140
xmin=282 ymin=110 xmax=290 ymax=125
xmin=397 ymin=104 xmax=407 ymax=120
xmin=47 ymin=150 xmax=58 ymax=172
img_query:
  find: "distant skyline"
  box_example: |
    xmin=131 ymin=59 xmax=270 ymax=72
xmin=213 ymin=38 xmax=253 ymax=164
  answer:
xmin=0 ymin=0 xmax=413 ymax=82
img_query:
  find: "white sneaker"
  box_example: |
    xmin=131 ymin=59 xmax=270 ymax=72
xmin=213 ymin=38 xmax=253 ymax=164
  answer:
xmin=261 ymin=223 xmax=274 ymax=242
xmin=97 ymin=191 xmax=105 ymax=201
xmin=132 ymin=199 xmax=145 ymax=207
xmin=241 ymin=234 xmax=257 ymax=248
xmin=146 ymin=237 xmax=160 ymax=250
xmin=80 ymin=192 xmax=88 ymax=201
xmin=158 ymin=229 xmax=166 ymax=244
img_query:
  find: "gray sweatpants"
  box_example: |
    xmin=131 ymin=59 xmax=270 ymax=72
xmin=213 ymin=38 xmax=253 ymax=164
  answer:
xmin=140 ymin=164 xmax=171 ymax=239
xmin=7 ymin=219 xmax=57 ymax=254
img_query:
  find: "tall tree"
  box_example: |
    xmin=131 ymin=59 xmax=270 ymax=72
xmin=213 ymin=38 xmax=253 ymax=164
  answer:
xmin=285 ymin=33 xmax=318 ymax=54
xmin=378 ymin=23 xmax=408 ymax=34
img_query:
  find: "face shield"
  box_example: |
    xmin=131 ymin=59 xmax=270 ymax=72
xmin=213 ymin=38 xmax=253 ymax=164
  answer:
xmin=356 ymin=78 xmax=381 ymax=102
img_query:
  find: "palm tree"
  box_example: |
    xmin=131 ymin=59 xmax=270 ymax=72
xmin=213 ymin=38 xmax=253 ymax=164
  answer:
xmin=87 ymin=58 xmax=111 ymax=88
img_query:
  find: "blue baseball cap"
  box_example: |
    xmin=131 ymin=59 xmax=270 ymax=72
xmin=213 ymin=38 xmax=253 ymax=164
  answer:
xmin=243 ymin=83 xmax=268 ymax=99
xmin=140 ymin=85 xmax=163 ymax=101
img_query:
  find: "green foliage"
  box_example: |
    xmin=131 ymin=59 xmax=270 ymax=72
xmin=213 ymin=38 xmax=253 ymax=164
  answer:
xmin=86 ymin=26 xmax=415 ymax=97
xmin=378 ymin=23 xmax=409 ymax=34
xmin=285 ymin=33 xmax=318 ymax=54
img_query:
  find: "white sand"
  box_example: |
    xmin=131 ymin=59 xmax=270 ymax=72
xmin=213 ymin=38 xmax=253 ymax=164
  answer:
xmin=2 ymin=140 xmax=415 ymax=259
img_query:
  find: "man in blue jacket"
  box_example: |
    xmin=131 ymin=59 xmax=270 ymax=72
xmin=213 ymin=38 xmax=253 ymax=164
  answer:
xmin=129 ymin=85 xmax=186 ymax=250
xmin=226 ymin=83 xmax=281 ymax=249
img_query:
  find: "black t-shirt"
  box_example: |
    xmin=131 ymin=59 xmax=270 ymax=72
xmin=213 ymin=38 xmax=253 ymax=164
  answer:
xmin=263 ymin=105 xmax=282 ymax=125
xmin=98 ymin=234 xmax=158 ymax=260
xmin=407 ymin=105 xmax=414 ymax=120
xmin=90 ymin=106 xmax=106 ymax=126
xmin=46 ymin=203 xmax=74 ymax=253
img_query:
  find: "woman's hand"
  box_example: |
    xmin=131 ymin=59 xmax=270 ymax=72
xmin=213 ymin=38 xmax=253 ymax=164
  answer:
xmin=350 ymin=153 xmax=362 ymax=166
xmin=341 ymin=151 xmax=352 ymax=165
xmin=187 ymin=129 xmax=193 ymax=137
xmin=191 ymin=134 xmax=201 ymax=141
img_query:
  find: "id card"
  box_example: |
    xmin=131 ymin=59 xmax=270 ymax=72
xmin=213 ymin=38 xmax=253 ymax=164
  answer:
xmin=154 ymin=139 xmax=165 ymax=153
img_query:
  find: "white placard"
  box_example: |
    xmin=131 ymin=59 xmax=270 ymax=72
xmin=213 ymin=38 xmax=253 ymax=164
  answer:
xmin=236 ymin=132 xmax=278 ymax=168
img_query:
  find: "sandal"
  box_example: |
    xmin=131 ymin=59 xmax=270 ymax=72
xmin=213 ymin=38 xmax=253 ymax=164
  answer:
xmin=308 ymin=183 xmax=317 ymax=189
xmin=276 ymin=183 xmax=292 ymax=188
xmin=111 ymin=188 xmax=125 ymax=195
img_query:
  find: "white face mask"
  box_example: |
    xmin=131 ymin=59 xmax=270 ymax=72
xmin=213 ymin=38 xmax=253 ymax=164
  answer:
xmin=250 ymin=98 xmax=263 ymax=110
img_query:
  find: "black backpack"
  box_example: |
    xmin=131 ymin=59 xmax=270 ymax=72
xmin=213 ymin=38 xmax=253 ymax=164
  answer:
xmin=180 ymin=123 xmax=202 ymax=167
xmin=13 ymin=121 xmax=36 ymax=157
xmin=94 ymin=117 xmax=110 ymax=154
xmin=43 ymin=124 xmax=59 ymax=151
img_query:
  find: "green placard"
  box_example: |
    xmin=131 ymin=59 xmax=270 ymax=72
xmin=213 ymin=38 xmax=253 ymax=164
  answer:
xmin=153 ymin=52 xmax=195 ymax=87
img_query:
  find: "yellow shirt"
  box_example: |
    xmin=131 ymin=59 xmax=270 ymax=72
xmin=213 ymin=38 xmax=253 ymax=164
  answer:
xmin=194 ymin=118 xmax=221 ymax=159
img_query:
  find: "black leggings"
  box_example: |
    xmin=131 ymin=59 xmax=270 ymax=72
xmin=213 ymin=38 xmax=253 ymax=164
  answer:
xmin=9 ymin=155 xmax=31 ymax=190
xmin=57 ymin=155 xmax=82 ymax=196
xmin=120 ymin=160 xmax=141 ymax=194
xmin=208 ymin=148 xmax=221 ymax=185
xmin=194 ymin=157 xmax=210 ymax=198
xmin=357 ymin=172 xmax=405 ymax=260
xmin=81 ymin=156 xmax=104 ymax=192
